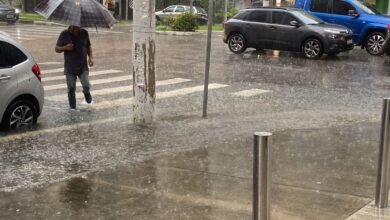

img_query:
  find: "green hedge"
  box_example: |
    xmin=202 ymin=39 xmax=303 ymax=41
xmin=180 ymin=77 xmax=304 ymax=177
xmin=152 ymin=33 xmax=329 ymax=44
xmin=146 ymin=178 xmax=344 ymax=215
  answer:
xmin=172 ymin=13 xmax=198 ymax=32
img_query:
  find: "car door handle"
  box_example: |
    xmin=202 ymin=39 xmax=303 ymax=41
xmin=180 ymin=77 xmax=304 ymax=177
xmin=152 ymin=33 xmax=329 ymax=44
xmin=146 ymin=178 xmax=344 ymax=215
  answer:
xmin=269 ymin=26 xmax=276 ymax=29
xmin=0 ymin=75 xmax=12 ymax=81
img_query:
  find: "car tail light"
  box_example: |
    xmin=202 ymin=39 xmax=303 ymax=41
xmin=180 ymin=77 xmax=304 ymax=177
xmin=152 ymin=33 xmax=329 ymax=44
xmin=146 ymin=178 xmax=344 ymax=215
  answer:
xmin=32 ymin=63 xmax=41 ymax=81
xmin=223 ymin=21 xmax=227 ymax=29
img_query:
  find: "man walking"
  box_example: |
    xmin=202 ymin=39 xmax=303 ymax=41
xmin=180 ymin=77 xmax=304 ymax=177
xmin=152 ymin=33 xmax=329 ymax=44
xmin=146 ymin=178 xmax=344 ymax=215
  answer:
xmin=55 ymin=25 xmax=94 ymax=110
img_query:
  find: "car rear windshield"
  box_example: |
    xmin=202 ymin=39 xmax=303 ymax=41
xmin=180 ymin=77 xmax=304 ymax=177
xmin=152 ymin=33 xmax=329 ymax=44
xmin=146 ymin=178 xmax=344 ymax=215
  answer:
xmin=289 ymin=10 xmax=324 ymax=25
xmin=0 ymin=41 xmax=27 ymax=68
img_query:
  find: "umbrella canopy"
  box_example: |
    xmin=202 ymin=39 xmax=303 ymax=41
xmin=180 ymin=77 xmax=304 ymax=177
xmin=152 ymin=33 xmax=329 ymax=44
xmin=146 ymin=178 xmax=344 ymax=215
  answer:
xmin=35 ymin=0 xmax=115 ymax=28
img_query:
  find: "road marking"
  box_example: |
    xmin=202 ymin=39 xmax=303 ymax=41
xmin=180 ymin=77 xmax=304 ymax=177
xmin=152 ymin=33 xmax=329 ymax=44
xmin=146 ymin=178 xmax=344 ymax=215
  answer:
xmin=42 ymin=70 xmax=123 ymax=82
xmin=4 ymin=31 xmax=56 ymax=38
xmin=94 ymin=83 xmax=229 ymax=109
xmin=39 ymin=62 xmax=62 ymax=65
xmin=13 ymin=36 xmax=35 ymax=40
xmin=44 ymin=75 xmax=133 ymax=91
xmin=46 ymin=78 xmax=192 ymax=101
xmin=232 ymin=89 xmax=272 ymax=97
xmin=41 ymin=68 xmax=64 ymax=74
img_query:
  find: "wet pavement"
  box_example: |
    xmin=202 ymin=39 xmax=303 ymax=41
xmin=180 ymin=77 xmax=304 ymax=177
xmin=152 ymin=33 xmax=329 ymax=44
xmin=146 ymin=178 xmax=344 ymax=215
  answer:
xmin=0 ymin=122 xmax=379 ymax=219
xmin=1 ymin=24 xmax=390 ymax=219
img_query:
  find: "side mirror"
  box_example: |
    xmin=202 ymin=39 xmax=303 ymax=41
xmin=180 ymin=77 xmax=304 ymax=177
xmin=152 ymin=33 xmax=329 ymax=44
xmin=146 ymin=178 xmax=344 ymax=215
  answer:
xmin=290 ymin=20 xmax=299 ymax=27
xmin=348 ymin=10 xmax=359 ymax=17
xmin=163 ymin=9 xmax=167 ymax=13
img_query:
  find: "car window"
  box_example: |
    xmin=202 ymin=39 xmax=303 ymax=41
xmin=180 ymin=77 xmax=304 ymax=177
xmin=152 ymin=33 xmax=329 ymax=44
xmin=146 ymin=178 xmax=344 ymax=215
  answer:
xmin=353 ymin=0 xmax=379 ymax=15
xmin=164 ymin=6 xmax=176 ymax=13
xmin=310 ymin=0 xmax=329 ymax=13
xmin=175 ymin=6 xmax=185 ymax=13
xmin=0 ymin=41 xmax=27 ymax=69
xmin=290 ymin=10 xmax=324 ymax=24
xmin=248 ymin=10 xmax=270 ymax=23
xmin=196 ymin=7 xmax=206 ymax=14
xmin=272 ymin=11 xmax=297 ymax=25
xmin=233 ymin=11 xmax=250 ymax=20
xmin=332 ymin=0 xmax=356 ymax=15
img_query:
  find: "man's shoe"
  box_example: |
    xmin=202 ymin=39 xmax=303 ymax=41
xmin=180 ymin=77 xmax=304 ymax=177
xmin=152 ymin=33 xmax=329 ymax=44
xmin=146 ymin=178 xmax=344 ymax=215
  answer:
xmin=82 ymin=100 xmax=94 ymax=105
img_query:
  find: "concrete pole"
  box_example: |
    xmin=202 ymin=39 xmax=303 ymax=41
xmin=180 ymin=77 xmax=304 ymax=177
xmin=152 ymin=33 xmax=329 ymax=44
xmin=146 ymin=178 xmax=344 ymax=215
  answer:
xmin=132 ymin=0 xmax=156 ymax=124
xmin=202 ymin=0 xmax=215 ymax=118
xmin=224 ymin=0 xmax=228 ymax=23
xmin=125 ymin=0 xmax=128 ymax=21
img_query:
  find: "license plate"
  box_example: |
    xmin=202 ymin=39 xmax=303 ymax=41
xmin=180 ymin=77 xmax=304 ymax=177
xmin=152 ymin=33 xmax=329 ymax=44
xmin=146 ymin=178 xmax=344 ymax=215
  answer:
xmin=6 ymin=15 xmax=13 ymax=18
xmin=347 ymin=39 xmax=353 ymax=44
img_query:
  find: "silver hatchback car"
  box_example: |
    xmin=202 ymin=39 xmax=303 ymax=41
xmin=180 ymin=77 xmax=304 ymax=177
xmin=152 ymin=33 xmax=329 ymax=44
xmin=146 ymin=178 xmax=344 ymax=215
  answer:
xmin=0 ymin=32 xmax=44 ymax=130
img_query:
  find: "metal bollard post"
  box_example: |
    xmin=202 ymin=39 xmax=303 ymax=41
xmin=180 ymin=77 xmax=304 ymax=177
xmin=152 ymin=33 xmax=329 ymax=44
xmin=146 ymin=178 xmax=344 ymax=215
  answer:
xmin=253 ymin=132 xmax=272 ymax=220
xmin=376 ymin=98 xmax=390 ymax=208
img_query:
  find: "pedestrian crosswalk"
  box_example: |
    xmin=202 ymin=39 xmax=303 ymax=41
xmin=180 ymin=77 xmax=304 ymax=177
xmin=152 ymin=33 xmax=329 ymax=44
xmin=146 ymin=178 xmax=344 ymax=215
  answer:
xmin=0 ymin=24 xmax=124 ymax=41
xmin=40 ymin=64 xmax=272 ymax=110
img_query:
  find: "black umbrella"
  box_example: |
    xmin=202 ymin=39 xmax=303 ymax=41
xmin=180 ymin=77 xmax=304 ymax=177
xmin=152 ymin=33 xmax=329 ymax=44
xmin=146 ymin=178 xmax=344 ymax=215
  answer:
xmin=35 ymin=0 xmax=115 ymax=28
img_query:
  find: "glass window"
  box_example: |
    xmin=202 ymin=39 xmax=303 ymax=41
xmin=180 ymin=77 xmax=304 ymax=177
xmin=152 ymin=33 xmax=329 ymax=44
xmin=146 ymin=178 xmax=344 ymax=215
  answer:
xmin=248 ymin=11 xmax=270 ymax=23
xmin=233 ymin=11 xmax=250 ymax=20
xmin=272 ymin=11 xmax=297 ymax=25
xmin=0 ymin=41 xmax=27 ymax=68
xmin=290 ymin=10 xmax=324 ymax=25
xmin=195 ymin=7 xmax=206 ymax=14
xmin=164 ymin=6 xmax=175 ymax=13
xmin=310 ymin=0 xmax=329 ymax=13
xmin=332 ymin=0 xmax=355 ymax=15
xmin=175 ymin=6 xmax=185 ymax=13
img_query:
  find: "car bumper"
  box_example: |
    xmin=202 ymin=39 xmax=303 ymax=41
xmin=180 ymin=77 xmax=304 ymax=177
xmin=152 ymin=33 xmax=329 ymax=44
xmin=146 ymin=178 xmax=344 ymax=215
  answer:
xmin=326 ymin=36 xmax=354 ymax=53
xmin=0 ymin=14 xmax=18 ymax=21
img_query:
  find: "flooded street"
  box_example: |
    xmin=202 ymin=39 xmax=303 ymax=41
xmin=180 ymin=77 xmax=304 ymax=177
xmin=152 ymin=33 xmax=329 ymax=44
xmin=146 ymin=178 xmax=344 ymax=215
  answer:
xmin=0 ymin=23 xmax=389 ymax=219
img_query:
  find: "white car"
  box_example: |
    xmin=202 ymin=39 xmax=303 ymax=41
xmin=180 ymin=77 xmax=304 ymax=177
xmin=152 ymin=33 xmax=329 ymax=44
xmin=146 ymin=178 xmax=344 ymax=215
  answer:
xmin=0 ymin=32 xmax=44 ymax=130
xmin=155 ymin=5 xmax=208 ymax=25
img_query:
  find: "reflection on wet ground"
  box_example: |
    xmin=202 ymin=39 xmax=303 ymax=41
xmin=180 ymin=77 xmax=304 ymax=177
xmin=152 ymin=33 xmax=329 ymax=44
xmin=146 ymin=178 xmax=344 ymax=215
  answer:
xmin=0 ymin=122 xmax=379 ymax=219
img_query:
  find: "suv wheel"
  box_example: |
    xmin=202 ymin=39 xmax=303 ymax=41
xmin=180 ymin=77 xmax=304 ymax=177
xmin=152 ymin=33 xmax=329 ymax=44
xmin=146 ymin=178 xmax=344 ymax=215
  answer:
xmin=0 ymin=100 xmax=38 ymax=131
xmin=365 ymin=32 xmax=385 ymax=56
xmin=228 ymin=33 xmax=246 ymax=54
xmin=302 ymin=38 xmax=323 ymax=59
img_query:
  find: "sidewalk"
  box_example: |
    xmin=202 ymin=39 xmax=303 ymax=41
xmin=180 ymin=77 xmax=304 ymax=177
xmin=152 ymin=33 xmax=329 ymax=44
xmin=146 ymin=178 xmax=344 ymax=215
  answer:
xmin=0 ymin=119 xmax=380 ymax=219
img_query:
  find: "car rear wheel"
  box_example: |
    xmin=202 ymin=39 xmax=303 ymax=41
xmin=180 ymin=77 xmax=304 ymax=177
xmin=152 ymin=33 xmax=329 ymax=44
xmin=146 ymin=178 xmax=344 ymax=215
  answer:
xmin=0 ymin=100 xmax=38 ymax=131
xmin=365 ymin=32 xmax=385 ymax=56
xmin=228 ymin=33 xmax=246 ymax=54
xmin=302 ymin=38 xmax=323 ymax=59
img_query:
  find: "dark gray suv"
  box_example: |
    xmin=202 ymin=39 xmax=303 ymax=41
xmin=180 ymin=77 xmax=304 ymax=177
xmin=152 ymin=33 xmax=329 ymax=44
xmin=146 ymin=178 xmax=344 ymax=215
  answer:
xmin=223 ymin=7 xmax=354 ymax=59
xmin=0 ymin=2 xmax=19 ymax=24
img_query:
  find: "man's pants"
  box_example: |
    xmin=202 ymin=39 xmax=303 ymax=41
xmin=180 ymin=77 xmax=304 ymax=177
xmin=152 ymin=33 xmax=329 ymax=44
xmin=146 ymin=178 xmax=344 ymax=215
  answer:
xmin=66 ymin=71 xmax=92 ymax=109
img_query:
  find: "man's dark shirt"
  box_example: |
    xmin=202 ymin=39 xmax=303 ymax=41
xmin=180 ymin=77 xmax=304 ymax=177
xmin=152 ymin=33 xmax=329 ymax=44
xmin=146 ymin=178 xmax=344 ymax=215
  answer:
xmin=56 ymin=28 xmax=91 ymax=75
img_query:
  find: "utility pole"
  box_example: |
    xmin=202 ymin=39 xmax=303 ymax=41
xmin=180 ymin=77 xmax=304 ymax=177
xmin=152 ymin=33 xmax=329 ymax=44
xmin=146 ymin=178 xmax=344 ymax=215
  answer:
xmin=132 ymin=0 xmax=156 ymax=124
xmin=224 ymin=0 xmax=228 ymax=23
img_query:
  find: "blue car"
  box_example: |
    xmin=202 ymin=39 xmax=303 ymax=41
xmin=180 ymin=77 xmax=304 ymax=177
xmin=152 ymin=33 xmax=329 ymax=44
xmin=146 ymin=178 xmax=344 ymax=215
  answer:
xmin=295 ymin=0 xmax=390 ymax=55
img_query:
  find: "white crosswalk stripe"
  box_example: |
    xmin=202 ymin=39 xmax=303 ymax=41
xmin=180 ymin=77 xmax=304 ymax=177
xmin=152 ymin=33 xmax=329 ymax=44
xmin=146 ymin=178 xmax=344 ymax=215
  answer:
xmin=46 ymin=78 xmax=192 ymax=101
xmin=41 ymin=68 xmax=64 ymax=74
xmin=40 ymin=62 xmax=272 ymax=109
xmin=43 ymin=70 xmax=123 ymax=82
xmin=232 ymin=89 xmax=272 ymax=97
xmin=39 ymin=62 xmax=62 ymax=65
xmin=45 ymin=75 xmax=133 ymax=91
xmin=94 ymin=84 xmax=229 ymax=110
